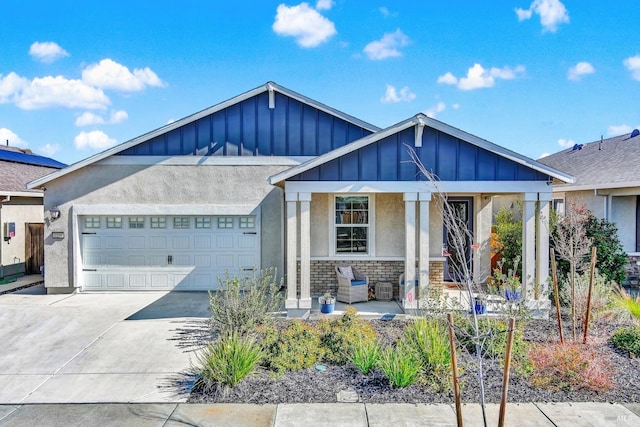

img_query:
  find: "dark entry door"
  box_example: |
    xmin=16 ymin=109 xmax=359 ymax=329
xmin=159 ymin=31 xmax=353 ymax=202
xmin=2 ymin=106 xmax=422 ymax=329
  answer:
xmin=443 ymin=198 xmax=474 ymax=282
xmin=25 ymin=223 xmax=44 ymax=274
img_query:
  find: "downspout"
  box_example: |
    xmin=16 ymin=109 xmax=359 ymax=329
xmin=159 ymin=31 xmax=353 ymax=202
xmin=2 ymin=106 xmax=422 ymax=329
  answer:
xmin=594 ymin=189 xmax=610 ymax=220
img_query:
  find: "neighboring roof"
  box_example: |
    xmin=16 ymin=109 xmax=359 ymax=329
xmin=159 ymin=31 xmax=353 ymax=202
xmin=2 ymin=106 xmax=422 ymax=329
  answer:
xmin=0 ymin=146 xmax=66 ymax=168
xmin=27 ymin=82 xmax=380 ymax=190
xmin=0 ymin=146 xmax=65 ymax=195
xmin=270 ymin=114 xmax=575 ymax=185
xmin=538 ymin=130 xmax=640 ymax=190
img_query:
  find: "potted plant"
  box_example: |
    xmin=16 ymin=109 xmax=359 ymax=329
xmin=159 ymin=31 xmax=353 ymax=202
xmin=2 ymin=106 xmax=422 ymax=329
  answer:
xmin=474 ymin=295 xmax=487 ymax=314
xmin=504 ymin=274 xmax=522 ymax=301
xmin=319 ymin=291 xmax=335 ymax=314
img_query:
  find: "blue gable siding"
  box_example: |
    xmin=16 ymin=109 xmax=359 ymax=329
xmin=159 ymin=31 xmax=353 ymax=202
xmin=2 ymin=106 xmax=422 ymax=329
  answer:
xmin=289 ymin=126 xmax=550 ymax=182
xmin=120 ymin=91 xmax=373 ymax=157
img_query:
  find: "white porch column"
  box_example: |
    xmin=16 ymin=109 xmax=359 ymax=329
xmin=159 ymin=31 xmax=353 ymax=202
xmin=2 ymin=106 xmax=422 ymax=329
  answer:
xmin=404 ymin=192 xmax=417 ymax=308
xmin=419 ymin=192 xmax=431 ymax=299
xmin=298 ymin=192 xmax=312 ymax=309
xmin=285 ymin=192 xmax=298 ymax=309
xmin=522 ymin=192 xmax=537 ymax=300
xmin=537 ymin=193 xmax=551 ymax=297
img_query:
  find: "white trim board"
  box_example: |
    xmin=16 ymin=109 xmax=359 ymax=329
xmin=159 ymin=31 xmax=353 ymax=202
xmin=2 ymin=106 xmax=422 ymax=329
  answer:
xmin=100 ymin=155 xmax=315 ymax=166
xmin=285 ymin=180 xmax=552 ymax=194
xmin=72 ymin=204 xmax=260 ymax=216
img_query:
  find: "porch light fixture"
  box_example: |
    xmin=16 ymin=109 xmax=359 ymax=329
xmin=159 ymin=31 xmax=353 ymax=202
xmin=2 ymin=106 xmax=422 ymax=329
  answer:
xmin=50 ymin=207 xmax=61 ymax=221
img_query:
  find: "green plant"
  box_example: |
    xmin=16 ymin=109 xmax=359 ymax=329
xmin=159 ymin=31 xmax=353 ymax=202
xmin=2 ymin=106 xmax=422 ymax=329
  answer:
xmin=317 ymin=306 xmax=376 ymax=365
xmin=403 ymin=318 xmax=450 ymax=387
xmin=350 ymin=338 xmax=382 ymax=374
xmin=528 ymin=342 xmax=613 ymax=392
xmin=610 ymin=285 xmax=640 ymax=322
xmin=493 ymin=206 xmax=522 ymax=277
xmin=261 ymin=320 xmax=323 ymax=375
xmin=208 ymin=267 xmax=283 ymax=337
xmin=195 ymin=333 xmax=263 ymax=392
xmin=610 ymin=327 xmax=640 ymax=357
xmin=378 ymin=344 xmax=422 ymax=388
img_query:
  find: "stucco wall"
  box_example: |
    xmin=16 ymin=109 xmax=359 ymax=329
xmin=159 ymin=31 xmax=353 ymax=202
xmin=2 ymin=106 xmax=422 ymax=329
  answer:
xmin=375 ymin=193 xmax=405 ymax=257
xmin=43 ymin=161 xmax=288 ymax=290
xmin=0 ymin=199 xmax=43 ymax=277
xmin=564 ymin=191 xmax=606 ymax=218
xmin=611 ymin=196 xmax=636 ymax=252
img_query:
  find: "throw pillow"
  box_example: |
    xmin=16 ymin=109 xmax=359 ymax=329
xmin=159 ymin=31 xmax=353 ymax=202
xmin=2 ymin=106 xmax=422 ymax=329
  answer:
xmin=339 ymin=266 xmax=355 ymax=280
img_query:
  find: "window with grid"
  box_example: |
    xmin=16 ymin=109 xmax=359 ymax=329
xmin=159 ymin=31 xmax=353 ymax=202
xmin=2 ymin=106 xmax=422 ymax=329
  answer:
xmin=150 ymin=217 xmax=166 ymax=229
xmin=334 ymin=195 xmax=369 ymax=254
xmin=217 ymin=217 xmax=233 ymax=229
xmin=106 ymin=217 xmax=122 ymax=228
xmin=195 ymin=217 xmax=211 ymax=228
xmin=239 ymin=216 xmax=255 ymax=228
xmin=84 ymin=216 xmax=101 ymax=229
xmin=173 ymin=217 xmax=190 ymax=229
xmin=128 ymin=217 xmax=144 ymax=229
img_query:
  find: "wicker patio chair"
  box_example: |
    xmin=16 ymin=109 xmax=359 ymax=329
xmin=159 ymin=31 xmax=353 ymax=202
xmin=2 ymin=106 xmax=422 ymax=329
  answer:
xmin=335 ymin=265 xmax=369 ymax=304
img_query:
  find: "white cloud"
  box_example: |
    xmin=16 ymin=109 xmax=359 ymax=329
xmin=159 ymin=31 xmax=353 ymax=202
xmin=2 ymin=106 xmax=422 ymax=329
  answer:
xmin=0 ymin=72 xmax=28 ymax=103
xmin=623 ymin=54 xmax=640 ymax=81
xmin=364 ymin=29 xmax=410 ymax=60
xmin=425 ymin=101 xmax=446 ymax=118
xmin=74 ymin=130 xmax=117 ymax=150
xmin=37 ymin=143 xmax=60 ymax=157
xmin=273 ymin=3 xmax=337 ymax=48
xmin=16 ymin=75 xmax=110 ymax=110
xmin=557 ymin=138 xmax=575 ymax=148
xmin=379 ymin=6 xmax=397 ymax=17
xmin=315 ymin=0 xmax=333 ymax=10
xmin=75 ymin=109 xmax=128 ymax=126
xmin=607 ymin=124 xmax=635 ymax=136
xmin=0 ymin=128 xmax=28 ymax=148
xmin=539 ymin=152 xmax=550 ymax=158
xmin=110 ymin=110 xmax=128 ymax=124
xmin=380 ymin=84 xmax=415 ymax=103
xmin=568 ymin=62 xmax=595 ymax=81
xmin=29 ymin=41 xmax=69 ymax=63
xmin=82 ymin=59 xmax=165 ymax=92
xmin=438 ymin=63 xmax=525 ymax=90
xmin=452 ymin=103 xmax=460 ymax=110
xmin=515 ymin=0 xmax=569 ymax=32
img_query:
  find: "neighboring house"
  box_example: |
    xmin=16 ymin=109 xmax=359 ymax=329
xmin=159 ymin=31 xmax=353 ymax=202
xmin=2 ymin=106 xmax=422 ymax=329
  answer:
xmin=27 ymin=82 xmax=573 ymax=315
xmin=539 ymin=130 xmax=640 ymax=281
xmin=0 ymin=145 xmax=66 ymax=279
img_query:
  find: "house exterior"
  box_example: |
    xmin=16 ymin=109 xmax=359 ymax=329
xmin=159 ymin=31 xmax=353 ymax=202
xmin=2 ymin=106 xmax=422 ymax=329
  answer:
xmin=27 ymin=82 xmax=573 ymax=314
xmin=0 ymin=145 xmax=65 ymax=279
xmin=539 ymin=130 xmax=640 ymax=282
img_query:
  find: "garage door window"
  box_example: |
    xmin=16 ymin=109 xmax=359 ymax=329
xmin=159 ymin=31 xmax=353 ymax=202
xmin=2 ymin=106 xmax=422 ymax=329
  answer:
xmin=150 ymin=217 xmax=166 ymax=228
xmin=129 ymin=217 xmax=145 ymax=229
xmin=84 ymin=217 xmax=100 ymax=228
xmin=195 ymin=217 xmax=211 ymax=228
xmin=106 ymin=217 xmax=122 ymax=228
xmin=218 ymin=217 xmax=233 ymax=228
xmin=174 ymin=217 xmax=190 ymax=229
xmin=239 ymin=217 xmax=255 ymax=228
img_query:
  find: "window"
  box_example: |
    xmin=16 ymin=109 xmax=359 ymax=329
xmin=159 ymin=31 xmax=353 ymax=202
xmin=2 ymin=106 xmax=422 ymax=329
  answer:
xmin=128 ymin=217 xmax=144 ymax=229
xmin=239 ymin=216 xmax=255 ymax=228
xmin=334 ymin=195 xmax=369 ymax=254
xmin=173 ymin=217 xmax=190 ymax=229
xmin=106 ymin=217 xmax=122 ymax=228
xmin=84 ymin=216 xmax=101 ymax=229
xmin=150 ymin=217 xmax=166 ymax=229
xmin=218 ymin=217 xmax=233 ymax=229
xmin=195 ymin=217 xmax=211 ymax=228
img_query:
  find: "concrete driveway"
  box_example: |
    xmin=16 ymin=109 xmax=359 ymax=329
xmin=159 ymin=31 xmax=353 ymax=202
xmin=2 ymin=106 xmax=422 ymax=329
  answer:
xmin=0 ymin=286 xmax=211 ymax=404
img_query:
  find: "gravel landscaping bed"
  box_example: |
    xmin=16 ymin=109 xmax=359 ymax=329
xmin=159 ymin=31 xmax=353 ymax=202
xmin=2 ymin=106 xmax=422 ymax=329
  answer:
xmin=188 ymin=315 xmax=640 ymax=404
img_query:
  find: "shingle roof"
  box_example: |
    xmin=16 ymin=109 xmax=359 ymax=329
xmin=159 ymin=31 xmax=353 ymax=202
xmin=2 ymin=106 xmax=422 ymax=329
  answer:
xmin=538 ymin=131 xmax=640 ymax=189
xmin=0 ymin=146 xmax=64 ymax=194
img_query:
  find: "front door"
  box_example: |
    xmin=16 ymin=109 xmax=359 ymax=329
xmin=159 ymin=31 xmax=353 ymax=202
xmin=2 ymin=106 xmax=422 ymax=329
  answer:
xmin=25 ymin=223 xmax=44 ymax=274
xmin=443 ymin=197 xmax=474 ymax=282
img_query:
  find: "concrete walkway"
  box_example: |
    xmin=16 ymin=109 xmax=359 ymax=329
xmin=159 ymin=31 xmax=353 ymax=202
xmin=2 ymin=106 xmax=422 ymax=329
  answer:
xmin=0 ymin=402 xmax=639 ymax=426
xmin=0 ymin=274 xmax=44 ymax=295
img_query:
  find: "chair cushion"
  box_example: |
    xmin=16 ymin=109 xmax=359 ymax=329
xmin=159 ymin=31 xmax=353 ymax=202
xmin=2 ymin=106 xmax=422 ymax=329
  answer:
xmin=400 ymin=280 xmax=420 ymax=285
xmin=351 ymin=279 xmax=367 ymax=286
xmin=339 ymin=266 xmax=355 ymax=280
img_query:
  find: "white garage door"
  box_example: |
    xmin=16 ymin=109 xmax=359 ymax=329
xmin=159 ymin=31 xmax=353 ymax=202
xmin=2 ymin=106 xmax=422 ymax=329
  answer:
xmin=80 ymin=215 xmax=259 ymax=291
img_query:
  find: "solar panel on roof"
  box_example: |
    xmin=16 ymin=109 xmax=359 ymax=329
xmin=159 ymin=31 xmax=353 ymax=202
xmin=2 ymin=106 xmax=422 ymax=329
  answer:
xmin=0 ymin=149 xmax=66 ymax=168
xmin=631 ymin=129 xmax=639 ymax=138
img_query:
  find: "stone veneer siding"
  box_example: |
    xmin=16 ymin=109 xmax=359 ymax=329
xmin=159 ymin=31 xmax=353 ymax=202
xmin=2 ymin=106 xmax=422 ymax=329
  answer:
xmin=296 ymin=260 xmax=446 ymax=299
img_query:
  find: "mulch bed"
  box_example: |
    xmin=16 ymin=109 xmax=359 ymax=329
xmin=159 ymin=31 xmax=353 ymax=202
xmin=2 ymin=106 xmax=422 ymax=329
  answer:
xmin=188 ymin=315 xmax=640 ymax=404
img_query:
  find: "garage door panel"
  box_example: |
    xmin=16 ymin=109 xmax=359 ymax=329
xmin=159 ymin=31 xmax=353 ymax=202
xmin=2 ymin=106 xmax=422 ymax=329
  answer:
xmin=238 ymin=254 xmax=258 ymax=269
xmin=84 ymin=255 xmax=101 ymax=267
xmin=151 ymin=274 xmax=169 ymax=288
xmin=238 ymin=235 xmax=257 ymax=249
xmin=149 ymin=236 xmax=167 ymax=249
xmin=106 ymin=274 xmax=125 ymax=289
xmin=172 ymin=255 xmax=190 ymax=266
xmin=128 ymin=255 xmax=145 ymax=266
xmin=172 ymin=236 xmax=190 ymax=249
xmin=216 ymin=254 xmax=235 ymax=268
xmin=216 ymin=235 xmax=234 ymax=249
xmin=83 ymin=235 xmax=101 ymax=249
xmin=83 ymin=273 xmax=103 ymax=289
xmin=194 ymin=236 xmax=211 ymax=249
xmin=105 ymin=236 xmax=124 ymax=249
xmin=194 ymin=255 xmax=211 ymax=267
xmin=129 ymin=274 xmax=147 ymax=288
xmin=149 ymin=255 xmax=167 ymax=266
xmin=127 ymin=236 xmax=146 ymax=249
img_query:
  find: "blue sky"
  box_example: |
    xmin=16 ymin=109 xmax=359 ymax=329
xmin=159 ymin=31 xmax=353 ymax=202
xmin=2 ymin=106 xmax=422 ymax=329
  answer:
xmin=1 ymin=0 xmax=639 ymax=165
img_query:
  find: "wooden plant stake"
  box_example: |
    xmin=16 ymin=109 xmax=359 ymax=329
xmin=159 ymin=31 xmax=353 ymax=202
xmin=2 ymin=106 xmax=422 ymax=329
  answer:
xmin=498 ymin=317 xmax=516 ymax=427
xmin=550 ymin=248 xmax=564 ymax=344
xmin=447 ymin=312 xmax=463 ymax=427
xmin=583 ymin=247 xmax=597 ymax=344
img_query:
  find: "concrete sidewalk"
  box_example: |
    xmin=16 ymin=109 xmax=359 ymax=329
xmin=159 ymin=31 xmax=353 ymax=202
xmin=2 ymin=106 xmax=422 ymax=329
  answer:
xmin=0 ymin=402 xmax=639 ymax=426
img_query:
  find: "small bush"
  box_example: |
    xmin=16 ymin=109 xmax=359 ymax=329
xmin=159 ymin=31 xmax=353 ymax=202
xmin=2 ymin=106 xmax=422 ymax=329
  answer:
xmin=610 ymin=286 xmax=640 ymax=323
xmin=317 ymin=306 xmax=376 ymax=365
xmin=611 ymin=327 xmax=640 ymax=357
xmin=493 ymin=206 xmax=522 ymax=277
xmin=195 ymin=333 xmax=263 ymax=392
xmin=261 ymin=320 xmax=323 ymax=375
xmin=403 ymin=318 xmax=451 ymax=387
xmin=378 ymin=344 xmax=422 ymax=388
xmin=208 ymin=268 xmax=283 ymax=337
xmin=350 ymin=339 xmax=382 ymax=375
xmin=528 ymin=342 xmax=613 ymax=392
xmin=556 ymin=272 xmax=613 ymax=320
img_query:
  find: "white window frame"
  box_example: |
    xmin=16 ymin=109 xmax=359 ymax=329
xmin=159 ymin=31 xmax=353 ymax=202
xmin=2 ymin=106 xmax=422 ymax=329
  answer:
xmin=84 ymin=216 xmax=101 ymax=229
xmin=218 ymin=217 xmax=234 ymax=229
xmin=195 ymin=216 xmax=211 ymax=228
xmin=239 ymin=216 xmax=255 ymax=228
xmin=106 ymin=217 xmax=122 ymax=229
xmin=173 ymin=217 xmax=190 ymax=229
xmin=128 ymin=217 xmax=145 ymax=229
xmin=150 ymin=217 xmax=167 ymax=229
xmin=329 ymin=194 xmax=375 ymax=257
